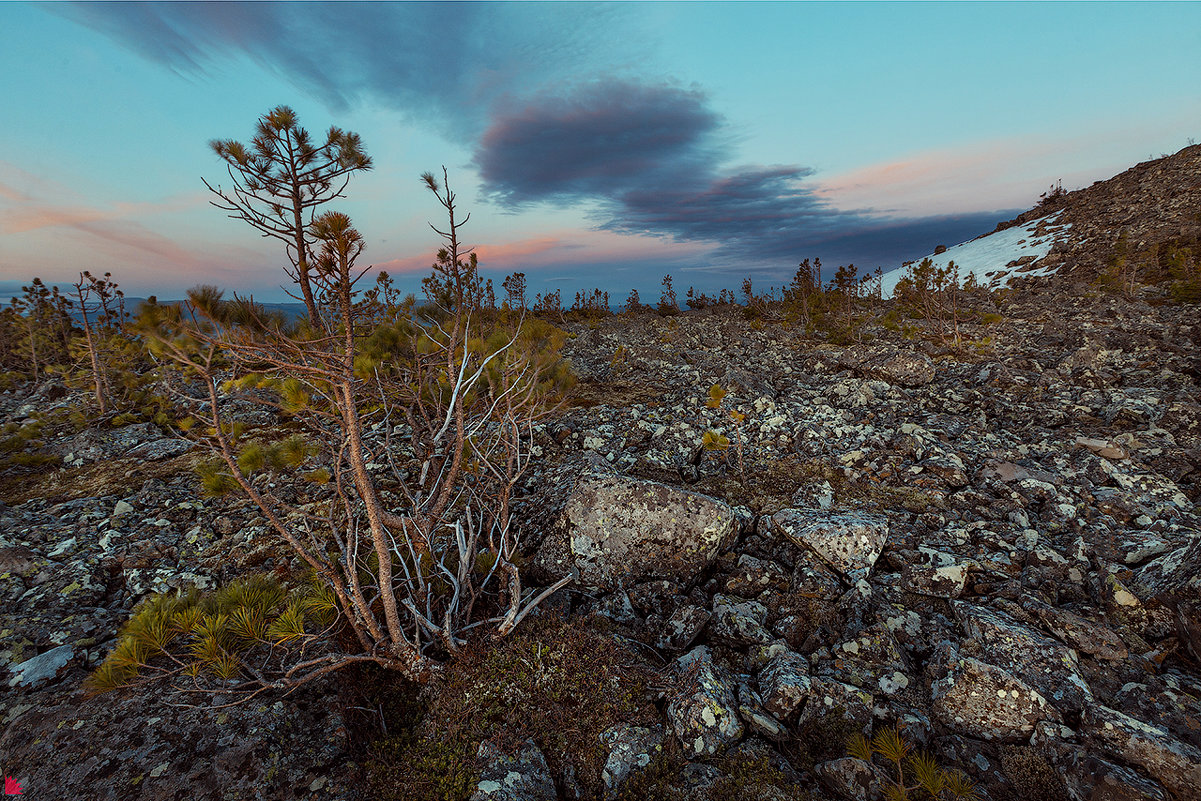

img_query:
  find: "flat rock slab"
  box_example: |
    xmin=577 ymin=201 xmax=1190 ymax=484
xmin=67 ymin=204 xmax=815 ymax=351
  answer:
xmin=771 ymin=509 xmax=888 ymax=582
xmin=542 ymin=474 xmax=736 ymax=591
xmin=1080 ymin=704 xmax=1201 ymax=801
xmin=1024 ymin=599 xmax=1128 ymax=660
xmin=931 ymin=655 xmax=1060 ymax=742
xmin=954 ymin=601 xmax=1092 ymax=712
xmin=7 ymin=644 xmax=73 ymax=689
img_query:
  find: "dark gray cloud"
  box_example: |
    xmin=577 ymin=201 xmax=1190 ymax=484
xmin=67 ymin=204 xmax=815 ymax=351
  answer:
xmin=55 ymin=2 xmax=645 ymax=138
xmin=475 ymin=80 xmax=1019 ymax=276
xmin=477 ymin=81 xmax=725 ymax=203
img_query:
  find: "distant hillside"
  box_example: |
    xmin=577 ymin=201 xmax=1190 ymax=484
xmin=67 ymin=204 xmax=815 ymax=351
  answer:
xmin=884 ymin=143 xmax=1201 ymax=296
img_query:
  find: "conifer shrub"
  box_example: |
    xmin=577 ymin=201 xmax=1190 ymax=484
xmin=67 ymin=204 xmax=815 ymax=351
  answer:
xmin=85 ymin=574 xmax=338 ymax=695
xmin=847 ymin=727 xmax=980 ymax=801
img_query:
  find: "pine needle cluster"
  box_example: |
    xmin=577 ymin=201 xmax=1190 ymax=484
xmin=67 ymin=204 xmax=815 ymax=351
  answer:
xmin=848 ymin=727 xmax=980 ymax=801
xmin=85 ymin=574 xmax=338 ymax=695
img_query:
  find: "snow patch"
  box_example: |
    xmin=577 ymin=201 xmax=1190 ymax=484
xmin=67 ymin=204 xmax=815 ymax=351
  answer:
xmin=882 ymin=211 xmax=1070 ymax=298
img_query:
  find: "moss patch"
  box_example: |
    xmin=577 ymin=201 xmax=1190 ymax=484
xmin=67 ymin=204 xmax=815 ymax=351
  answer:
xmin=365 ymin=613 xmax=657 ymax=801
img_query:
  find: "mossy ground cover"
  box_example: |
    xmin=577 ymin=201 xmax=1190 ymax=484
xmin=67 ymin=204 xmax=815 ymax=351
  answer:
xmin=361 ymin=612 xmax=658 ymax=801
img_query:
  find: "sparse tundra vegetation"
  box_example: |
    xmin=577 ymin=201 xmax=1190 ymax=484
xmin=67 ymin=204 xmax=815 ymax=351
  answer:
xmin=2 ymin=110 xmax=1201 ymax=801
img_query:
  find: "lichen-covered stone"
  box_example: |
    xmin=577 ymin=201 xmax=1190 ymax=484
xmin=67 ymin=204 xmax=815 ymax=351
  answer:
xmin=954 ymin=601 xmax=1092 ymax=712
xmin=7 ymin=644 xmax=73 ymax=689
xmin=1024 ymin=599 xmax=1128 ymax=660
xmin=1060 ymin=751 xmax=1170 ymax=801
xmin=1079 ymin=704 xmax=1201 ymax=801
xmin=736 ymin=680 xmax=787 ymax=741
xmin=771 ymin=509 xmax=888 ymax=581
xmin=900 ymin=549 xmax=975 ymax=599
xmin=599 ymin=724 xmax=664 ymax=800
xmin=469 ymin=738 xmax=557 ymax=801
xmin=541 ymin=474 xmax=736 ymax=590
xmin=882 ymin=351 xmax=936 ymax=387
xmin=757 ymin=650 xmax=811 ymax=720
xmin=816 ymin=757 xmax=888 ymax=801
xmin=796 ymin=677 xmax=875 ymax=737
xmin=667 ymin=646 xmax=744 ymax=758
xmin=708 ymin=594 xmax=773 ymax=646
xmin=653 ymin=604 xmax=711 ymax=652
xmin=931 ymin=655 xmax=1060 ymax=742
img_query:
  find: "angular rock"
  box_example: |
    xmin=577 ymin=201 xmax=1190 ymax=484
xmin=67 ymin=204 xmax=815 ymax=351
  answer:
xmin=879 ymin=352 xmax=936 ymax=387
xmin=817 ymin=625 xmax=910 ymax=696
xmin=1080 ymin=704 xmax=1201 ymax=801
xmin=815 ymin=757 xmax=888 ymax=801
xmin=667 ymin=646 xmax=744 ymax=758
xmin=1060 ymin=751 xmax=1170 ymax=801
xmin=931 ymin=655 xmax=1060 ymax=742
xmin=796 ymin=677 xmax=875 ymax=737
xmin=955 ymin=601 xmax=1092 ymax=712
xmin=652 ymin=604 xmax=711 ymax=652
xmin=757 ymin=650 xmax=811 ymax=719
xmin=708 ymin=594 xmax=773 ymax=646
xmin=736 ymin=680 xmax=787 ymax=741
xmin=8 ymin=644 xmax=74 ymax=689
xmin=1024 ymin=599 xmax=1128 ymax=660
xmin=900 ymin=548 xmax=976 ymax=599
xmin=599 ymin=724 xmax=664 ymax=800
xmin=469 ymin=739 xmax=557 ymax=801
xmin=771 ymin=509 xmax=889 ymax=582
xmin=540 ymin=474 xmax=736 ymax=590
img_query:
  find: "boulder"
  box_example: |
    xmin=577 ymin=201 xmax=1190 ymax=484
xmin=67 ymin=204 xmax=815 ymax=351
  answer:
xmin=878 ymin=351 xmax=936 ymax=387
xmin=771 ymin=509 xmax=888 ymax=582
xmin=757 ymin=650 xmax=811 ymax=720
xmin=931 ymin=655 xmax=1061 ymax=742
xmin=1079 ymin=704 xmax=1201 ymax=801
xmin=536 ymin=474 xmax=736 ymax=590
xmin=708 ymin=594 xmax=773 ymax=646
xmin=954 ymin=601 xmax=1092 ymax=712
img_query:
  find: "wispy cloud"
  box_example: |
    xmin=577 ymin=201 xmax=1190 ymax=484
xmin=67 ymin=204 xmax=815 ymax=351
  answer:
xmin=55 ymin=2 xmax=649 ymax=140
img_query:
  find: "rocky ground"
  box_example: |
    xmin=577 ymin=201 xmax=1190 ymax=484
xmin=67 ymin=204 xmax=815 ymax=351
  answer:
xmin=2 ymin=283 xmax=1200 ymax=800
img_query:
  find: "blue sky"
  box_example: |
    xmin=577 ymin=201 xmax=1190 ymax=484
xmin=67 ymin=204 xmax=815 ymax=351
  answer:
xmin=1 ymin=1 xmax=1198 ymax=303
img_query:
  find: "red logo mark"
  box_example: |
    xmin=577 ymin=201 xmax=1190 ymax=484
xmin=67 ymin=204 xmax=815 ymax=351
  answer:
xmin=3 ymin=776 xmax=22 ymax=796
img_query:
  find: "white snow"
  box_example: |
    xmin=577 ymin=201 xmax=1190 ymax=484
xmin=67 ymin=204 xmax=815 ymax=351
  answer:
xmin=881 ymin=211 xmax=1070 ymax=298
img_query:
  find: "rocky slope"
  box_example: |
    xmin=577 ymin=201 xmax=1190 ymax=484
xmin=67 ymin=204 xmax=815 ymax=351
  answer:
xmin=2 ymin=282 xmax=1200 ymax=799
xmin=887 ymin=144 xmax=1201 ymax=295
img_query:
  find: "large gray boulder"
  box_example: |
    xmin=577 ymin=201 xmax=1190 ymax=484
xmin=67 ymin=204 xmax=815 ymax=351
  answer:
xmin=1079 ymin=705 xmax=1201 ymax=801
xmin=535 ymin=474 xmax=736 ymax=590
xmin=954 ymin=601 xmax=1092 ymax=713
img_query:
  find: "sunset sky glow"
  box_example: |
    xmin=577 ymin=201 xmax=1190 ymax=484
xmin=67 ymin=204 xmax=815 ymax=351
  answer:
xmin=1 ymin=1 xmax=1198 ymax=302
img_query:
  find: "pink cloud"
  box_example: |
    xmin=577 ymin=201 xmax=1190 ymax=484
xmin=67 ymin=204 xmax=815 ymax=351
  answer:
xmin=814 ymin=137 xmax=1065 ymax=217
xmin=370 ymin=228 xmax=711 ymax=278
xmin=815 ymin=116 xmax=1198 ymax=219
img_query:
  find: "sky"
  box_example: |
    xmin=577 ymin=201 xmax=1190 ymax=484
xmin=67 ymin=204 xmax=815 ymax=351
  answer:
xmin=1 ymin=1 xmax=1198 ymax=304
